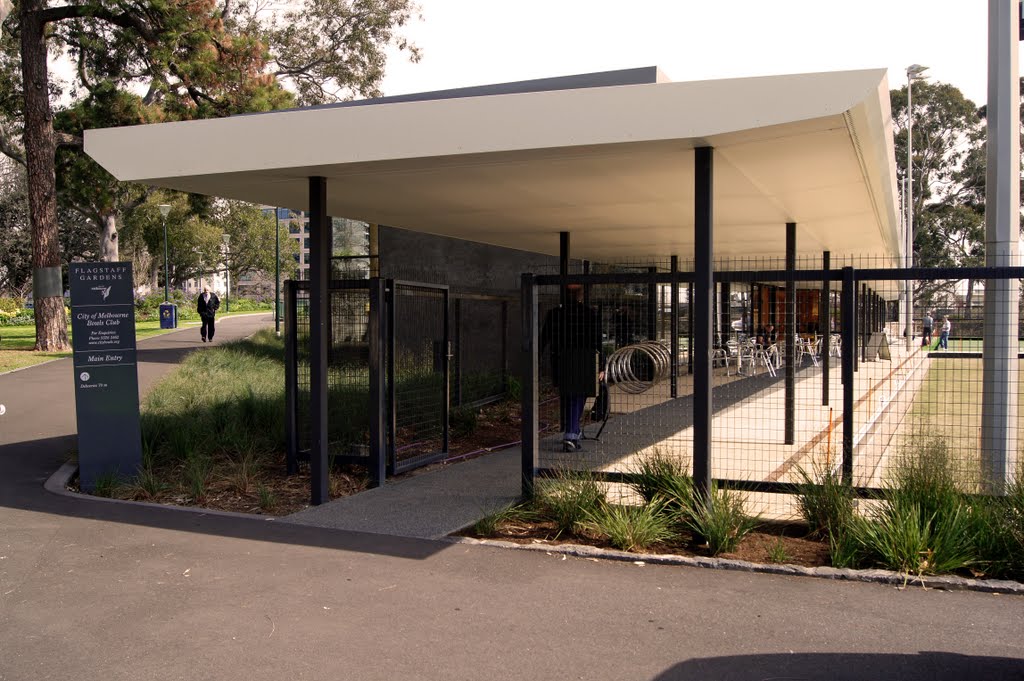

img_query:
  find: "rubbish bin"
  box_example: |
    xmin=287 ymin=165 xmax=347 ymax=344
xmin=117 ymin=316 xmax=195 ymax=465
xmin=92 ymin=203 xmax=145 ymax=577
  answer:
xmin=159 ymin=302 xmax=177 ymax=329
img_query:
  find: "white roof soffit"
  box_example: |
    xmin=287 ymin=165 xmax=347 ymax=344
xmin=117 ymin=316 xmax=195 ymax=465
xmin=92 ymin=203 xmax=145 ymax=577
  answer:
xmin=84 ymin=68 xmax=901 ymax=264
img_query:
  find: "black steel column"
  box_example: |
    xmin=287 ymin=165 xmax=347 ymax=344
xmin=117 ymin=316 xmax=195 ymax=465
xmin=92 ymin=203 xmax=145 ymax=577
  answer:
xmin=308 ymin=176 xmax=329 ymax=505
xmin=693 ymin=146 xmax=714 ymax=504
xmin=559 ymin=231 xmax=570 ymax=306
xmin=841 ymin=267 xmax=856 ymax=485
xmin=520 ymin=273 xmax=539 ymax=496
xmin=687 ymin=282 xmax=694 ymax=375
xmin=583 ymin=260 xmax=591 ymax=309
xmin=860 ymin=283 xmax=868 ymax=364
xmin=453 ymin=298 xmax=462 ymax=407
xmin=558 ymin=232 xmax=569 ymax=435
xmin=386 ymin=279 xmax=396 ymax=475
xmin=670 ymin=255 xmax=679 ymax=398
xmin=284 ymin=279 xmax=298 ymax=474
xmin=785 ymin=222 xmax=796 ymax=445
xmin=821 ymin=251 xmax=830 ymax=406
xmin=647 ymin=266 xmax=658 ymax=341
xmin=369 ymin=277 xmax=387 ymax=487
xmin=719 ymin=282 xmax=731 ymax=345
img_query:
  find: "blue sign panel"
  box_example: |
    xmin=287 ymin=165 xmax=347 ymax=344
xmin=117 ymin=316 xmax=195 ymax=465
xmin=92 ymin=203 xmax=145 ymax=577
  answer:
xmin=70 ymin=262 xmax=142 ymax=491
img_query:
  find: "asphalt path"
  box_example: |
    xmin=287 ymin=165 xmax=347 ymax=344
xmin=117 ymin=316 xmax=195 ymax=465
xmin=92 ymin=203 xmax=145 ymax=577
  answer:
xmin=1 ymin=313 xmax=1022 ymax=681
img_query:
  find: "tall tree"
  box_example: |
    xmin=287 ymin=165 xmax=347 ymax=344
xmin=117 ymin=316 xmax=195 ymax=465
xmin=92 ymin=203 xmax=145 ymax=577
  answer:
xmin=0 ymin=0 xmax=419 ymax=350
xmin=891 ymin=80 xmax=985 ymax=306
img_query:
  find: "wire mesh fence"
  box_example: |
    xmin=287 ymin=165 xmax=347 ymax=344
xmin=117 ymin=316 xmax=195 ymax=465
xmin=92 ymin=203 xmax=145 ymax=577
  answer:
xmin=525 ymin=256 xmax=1023 ymax=519
xmin=388 ymin=282 xmax=449 ymax=473
xmin=286 ymin=278 xmax=514 ymax=477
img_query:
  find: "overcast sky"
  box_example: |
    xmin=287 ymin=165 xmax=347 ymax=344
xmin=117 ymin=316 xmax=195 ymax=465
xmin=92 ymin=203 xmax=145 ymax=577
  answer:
xmin=379 ymin=1 xmax=1017 ymax=107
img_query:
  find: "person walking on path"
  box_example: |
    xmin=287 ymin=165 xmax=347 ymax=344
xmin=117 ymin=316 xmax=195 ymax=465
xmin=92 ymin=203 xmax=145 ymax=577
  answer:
xmin=921 ymin=311 xmax=933 ymax=348
xmin=939 ymin=315 xmax=951 ymax=350
xmin=197 ymin=287 xmax=221 ymax=343
xmin=540 ymin=284 xmax=603 ymax=452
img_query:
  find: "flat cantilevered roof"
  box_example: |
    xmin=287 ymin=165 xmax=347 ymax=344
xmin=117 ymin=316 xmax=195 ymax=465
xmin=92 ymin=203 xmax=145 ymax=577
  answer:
xmin=84 ymin=67 xmax=901 ymax=264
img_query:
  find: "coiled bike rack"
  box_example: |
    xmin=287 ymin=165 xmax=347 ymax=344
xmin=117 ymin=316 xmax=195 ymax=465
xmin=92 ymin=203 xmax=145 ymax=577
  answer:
xmin=586 ymin=341 xmax=672 ymax=442
xmin=604 ymin=341 xmax=672 ymax=394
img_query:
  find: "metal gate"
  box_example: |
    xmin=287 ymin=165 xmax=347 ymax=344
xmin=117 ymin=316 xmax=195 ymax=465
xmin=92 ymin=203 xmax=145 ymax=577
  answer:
xmin=387 ymin=280 xmax=450 ymax=474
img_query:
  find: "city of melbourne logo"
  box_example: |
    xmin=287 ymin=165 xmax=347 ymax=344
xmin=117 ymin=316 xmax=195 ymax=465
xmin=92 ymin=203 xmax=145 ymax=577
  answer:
xmin=92 ymin=285 xmax=112 ymax=301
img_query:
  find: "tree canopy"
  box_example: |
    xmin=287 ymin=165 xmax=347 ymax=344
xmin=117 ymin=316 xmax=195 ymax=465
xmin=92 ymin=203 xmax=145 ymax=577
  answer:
xmin=0 ymin=0 xmax=419 ymax=349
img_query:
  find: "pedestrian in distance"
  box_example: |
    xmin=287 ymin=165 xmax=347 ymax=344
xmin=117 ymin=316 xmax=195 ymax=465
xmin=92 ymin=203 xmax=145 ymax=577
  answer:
xmin=921 ymin=310 xmax=933 ymax=348
xmin=938 ymin=315 xmax=951 ymax=350
xmin=197 ymin=286 xmax=221 ymax=343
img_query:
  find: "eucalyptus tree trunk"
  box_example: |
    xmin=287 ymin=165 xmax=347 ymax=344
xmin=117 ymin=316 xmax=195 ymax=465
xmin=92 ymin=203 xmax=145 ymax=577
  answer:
xmin=20 ymin=0 xmax=69 ymax=351
xmin=100 ymin=212 xmax=119 ymax=261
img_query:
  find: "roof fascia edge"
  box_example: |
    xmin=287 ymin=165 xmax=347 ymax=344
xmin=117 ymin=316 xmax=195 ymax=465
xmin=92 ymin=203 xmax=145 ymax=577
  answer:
xmin=842 ymin=74 xmax=902 ymax=265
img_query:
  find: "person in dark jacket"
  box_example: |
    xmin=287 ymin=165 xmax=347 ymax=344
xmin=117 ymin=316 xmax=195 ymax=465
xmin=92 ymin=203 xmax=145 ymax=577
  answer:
xmin=197 ymin=287 xmax=220 ymax=342
xmin=540 ymin=284 xmax=603 ymax=451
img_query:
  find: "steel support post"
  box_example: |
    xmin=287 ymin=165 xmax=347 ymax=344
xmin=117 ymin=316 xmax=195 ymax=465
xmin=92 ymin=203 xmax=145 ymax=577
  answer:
xmin=841 ymin=267 xmax=856 ymax=484
xmin=981 ymin=0 xmax=1020 ymax=490
xmin=648 ymin=266 xmax=658 ymax=341
xmin=369 ymin=277 xmax=387 ymax=487
xmin=284 ymin=279 xmax=298 ymax=474
xmin=720 ymin=282 xmax=731 ymax=345
xmin=307 ymin=176 xmax=329 ymax=505
xmin=693 ymin=147 xmax=714 ymax=504
xmin=687 ymin=283 xmax=694 ymax=375
xmin=558 ymin=232 xmax=569 ymax=435
xmin=583 ymin=260 xmax=591 ymax=309
xmin=386 ymin=279 xmax=396 ymax=476
xmin=520 ymin=273 xmax=539 ymax=496
xmin=821 ymin=251 xmax=830 ymax=406
xmin=670 ymin=255 xmax=679 ymax=398
xmin=559 ymin=232 xmax=570 ymax=306
xmin=274 ymin=209 xmax=281 ymax=335
xmin=860 ymin=284 xmax=868 ymax=364
xmin=785 ymin=222 xmax=796 ymax=445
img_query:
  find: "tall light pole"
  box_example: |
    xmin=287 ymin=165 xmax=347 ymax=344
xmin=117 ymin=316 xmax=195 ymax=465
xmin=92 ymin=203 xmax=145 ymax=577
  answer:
xmin=158 ymin=204 xmax=171 ymax=302
xmin=905 ymin=63 xmax=928 ymax=351
xmin=222 ymin=233 xmax=231 ymax=313
xmin=275 ymin=208 xmax=281 ymax=335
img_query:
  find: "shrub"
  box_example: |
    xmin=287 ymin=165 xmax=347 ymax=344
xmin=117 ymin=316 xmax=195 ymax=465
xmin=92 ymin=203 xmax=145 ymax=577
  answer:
xmin=473 ymin=502 xmax=537 ymax=536
xmin=795 ymin=456 xmax=855 ymax=539
xmin=449 ymin=406 xmax=479 ymax=439
xmin=0 ymin=297 xmax=21 ymax=314
xmin=534 ymin=468 xmax=606 ymax=537
xmin=629 ymin=450 xmax=693 ymax=513
xmin=685 ymin=487 xmax=759 ymax=556
xmin=855 ymin=502 xmax=975 ymax=576
xmin=582 ymin=500 xmax=675 ymax=552
xmin=0 ymin=313 xmax=34 ymax=326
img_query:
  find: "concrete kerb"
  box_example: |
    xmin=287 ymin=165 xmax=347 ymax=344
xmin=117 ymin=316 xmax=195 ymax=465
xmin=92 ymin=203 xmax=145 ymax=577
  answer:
xmin=45 ymin=461 xmax=1024 ymax=596
xmin=446 ymin=536 xmax=1024 ymax=595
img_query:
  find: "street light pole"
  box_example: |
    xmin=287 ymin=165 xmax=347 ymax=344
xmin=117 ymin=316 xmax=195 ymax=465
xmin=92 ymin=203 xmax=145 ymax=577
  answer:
xmin=222 ymin=233 xmax=231 ymax=313
xmin=158 ymin=204 xmax=171 ymax=302
xmin=905 ymin=64 xmax=928 ymax=352
xmin=275 ymin=208 xmax=281 ymax=335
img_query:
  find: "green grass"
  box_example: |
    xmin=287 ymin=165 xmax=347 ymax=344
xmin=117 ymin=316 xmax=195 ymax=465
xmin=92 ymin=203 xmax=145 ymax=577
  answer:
xmin=903 ymin=357 xmax=1024 ymax=481
xmin=0 ymin=311 xmax=268 ymax=373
